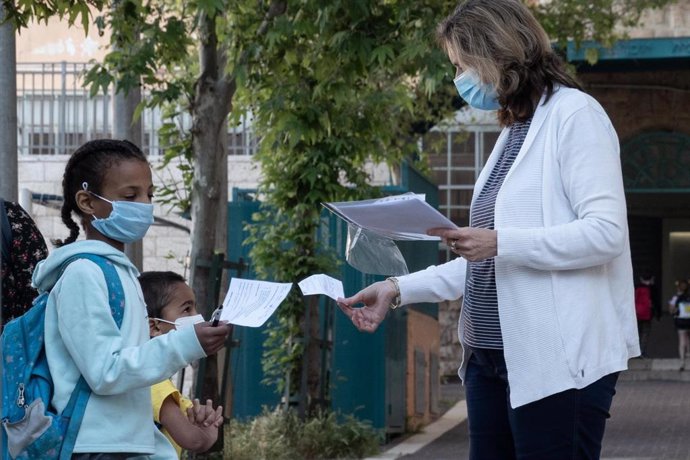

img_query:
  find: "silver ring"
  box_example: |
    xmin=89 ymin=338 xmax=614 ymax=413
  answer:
xmin=451 ymin=240 xmax=458 ymax=250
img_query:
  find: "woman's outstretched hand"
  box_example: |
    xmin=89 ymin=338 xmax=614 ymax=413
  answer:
xmin=336 ymin=280 xmax=397 ymax=333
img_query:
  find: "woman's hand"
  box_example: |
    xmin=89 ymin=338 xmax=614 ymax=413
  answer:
xmin=428 ymin=227 xmax=497 ymax=262
xmin=336 ymin=281 xmax=397 ymax=333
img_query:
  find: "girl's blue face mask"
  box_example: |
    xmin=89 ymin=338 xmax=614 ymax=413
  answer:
xmin=453 ymin=70 xmax=501 ymax=111
xmin=85 ymin=183 xmax=154 ymax=244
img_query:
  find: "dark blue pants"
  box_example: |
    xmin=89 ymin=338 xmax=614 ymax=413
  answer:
xmin=465 ymin=348 xmax=619 ymax=460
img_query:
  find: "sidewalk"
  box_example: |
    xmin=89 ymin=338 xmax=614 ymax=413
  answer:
xmin=368 ymin=361 xmax=690 ymax=460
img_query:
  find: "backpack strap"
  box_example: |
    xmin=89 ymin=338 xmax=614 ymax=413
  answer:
xmin=57 ymin=254 xmax=126 ymax=460
xmin=69 ymin=254 xmax=125 ymax=327
xmin=0 ymin=199 xmax=12 ymax=266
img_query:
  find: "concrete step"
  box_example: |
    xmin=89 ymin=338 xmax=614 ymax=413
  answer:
xmin=621 ymin=358 xmax=690 ymax=382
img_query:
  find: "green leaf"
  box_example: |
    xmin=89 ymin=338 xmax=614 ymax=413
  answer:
xmin=585 ymin=47 xmax=600 ymax=65
xmin=369 ymin=44 xmax=394 ymax=66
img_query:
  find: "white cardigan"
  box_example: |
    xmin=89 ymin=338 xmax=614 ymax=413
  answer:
xmin=397 ymin=86 xmax=639 ymax=408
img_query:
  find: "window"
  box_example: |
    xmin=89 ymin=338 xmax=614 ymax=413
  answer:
xmin=421 ymin=109 xmax=501 ymax=262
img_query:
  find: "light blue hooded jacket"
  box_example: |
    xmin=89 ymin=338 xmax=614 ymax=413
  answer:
xmin=33 ymin=240 xmax=205 ymax=457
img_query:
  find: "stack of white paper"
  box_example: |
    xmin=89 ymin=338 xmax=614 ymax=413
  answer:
xmin=323 ymin=193 xmax=456 ymax=241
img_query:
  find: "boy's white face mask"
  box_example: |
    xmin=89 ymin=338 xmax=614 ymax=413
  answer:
xmin=155 ymin=314 xmax=204 ymax=330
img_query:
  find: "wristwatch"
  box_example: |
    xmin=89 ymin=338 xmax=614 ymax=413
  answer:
xmin=387 ymin=277 xmax=402 ymax=309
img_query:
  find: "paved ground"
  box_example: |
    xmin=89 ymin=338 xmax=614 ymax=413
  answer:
xmin=602 ymin=380 xmax=690 ymax=460
xmin=368 ymin=314 xmax=690 ymax=460
xmin=380 ymin=374 xmax=690 ymax=460
xmin=643 ymin=314 xmax=680 ymax=359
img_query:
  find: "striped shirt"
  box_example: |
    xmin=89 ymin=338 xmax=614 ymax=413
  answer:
xmin=462 ymin=119 xmax=532 ymax=349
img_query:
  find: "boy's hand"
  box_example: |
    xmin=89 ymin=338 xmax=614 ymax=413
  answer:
xmin=193 ymin=322 xmax=231 ymax=355
xmin=187 ymin=398 xmax=224 ymax=428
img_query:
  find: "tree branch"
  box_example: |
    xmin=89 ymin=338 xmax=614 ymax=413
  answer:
xmin=220 ymin=0 xmax=286 ymax=92
xmin=256 ymin=0 xmax=287 ymax=38
xmin=199 ymin=10 xmax=220 ymax=82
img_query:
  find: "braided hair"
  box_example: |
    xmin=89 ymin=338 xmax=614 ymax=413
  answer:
xmin=54 ymin=139 xmax=147 ymax=247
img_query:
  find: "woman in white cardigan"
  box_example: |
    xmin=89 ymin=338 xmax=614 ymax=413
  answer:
xmin=337 ymin=1 xmax=639 ymax=459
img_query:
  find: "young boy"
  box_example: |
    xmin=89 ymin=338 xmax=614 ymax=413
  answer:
xmin=139 ymin=271 xmax=224 ymax=457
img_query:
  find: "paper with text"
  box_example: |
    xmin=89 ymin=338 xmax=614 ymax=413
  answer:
xmin=323 ymin=193 xmax=457 ymax=241
xmin=220 ymin=278 xmax=293 ymax=327
xmin=298 ymin=274 xmax=345 ymax=301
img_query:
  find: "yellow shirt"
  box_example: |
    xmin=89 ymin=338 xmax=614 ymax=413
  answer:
xmin=151 ymin=379 xmax=194 ymax=458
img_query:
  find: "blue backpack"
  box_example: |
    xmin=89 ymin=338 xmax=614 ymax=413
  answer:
xmin=1 ymin=254 xmax=124 ymax=460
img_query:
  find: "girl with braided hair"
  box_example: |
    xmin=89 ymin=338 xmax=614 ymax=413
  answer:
xmin=31 ymin=139 xmax=231 ymax=459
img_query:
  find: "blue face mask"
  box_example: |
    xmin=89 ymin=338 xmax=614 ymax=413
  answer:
xmin=87 ymin=188 xmax=154 ymax=244
xmin=453 ymin=70 xmax=501 ymax=111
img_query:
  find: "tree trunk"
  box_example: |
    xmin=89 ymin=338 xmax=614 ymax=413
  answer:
xmin=304 ymin=295 xmax=324 ymax=415
xmin=189 ymin=11 xmax=233 ymax=322
xmin=188 ymin=12 xmax=234 ymax=452
xmin=0 ymin=4 xmax=18 ymax=201
xmin=113 ymin=76 xmax=143 ymax=270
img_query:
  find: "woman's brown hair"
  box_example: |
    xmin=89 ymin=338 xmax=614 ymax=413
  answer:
xmin=436 ymin=0 xmax=583 ymax=126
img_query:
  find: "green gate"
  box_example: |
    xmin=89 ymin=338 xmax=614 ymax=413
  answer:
xmin=226 ymin=164 xmax=440 ymax=433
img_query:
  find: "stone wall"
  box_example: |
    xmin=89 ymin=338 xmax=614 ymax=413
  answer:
xmin=18 ymin=155 xmax=250 ymax=275
xmin=625 ymin=0 xmax=690 ymax=38
xmin=18 ymin=155 xmax=394 ymax=275
xmin=438 ymin=299 xmax=462 ymax=378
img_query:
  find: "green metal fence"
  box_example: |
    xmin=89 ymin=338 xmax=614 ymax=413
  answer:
xmin=225 ymin=163 xmax=441 ymax=432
